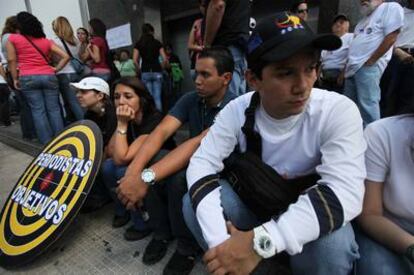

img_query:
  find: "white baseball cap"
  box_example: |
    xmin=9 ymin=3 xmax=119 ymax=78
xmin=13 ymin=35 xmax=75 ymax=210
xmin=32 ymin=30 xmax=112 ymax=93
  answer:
xmin=70 ymin=77 xmax=110 ymax=96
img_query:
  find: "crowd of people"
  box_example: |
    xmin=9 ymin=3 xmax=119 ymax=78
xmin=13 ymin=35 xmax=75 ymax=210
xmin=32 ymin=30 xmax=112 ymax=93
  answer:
xmin=0 ymin=0 xmax=414 ymax=274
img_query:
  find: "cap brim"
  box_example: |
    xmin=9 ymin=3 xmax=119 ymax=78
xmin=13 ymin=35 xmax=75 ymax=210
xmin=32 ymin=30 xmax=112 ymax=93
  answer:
xmin=260 ymin=33 xmax=341 ymax=63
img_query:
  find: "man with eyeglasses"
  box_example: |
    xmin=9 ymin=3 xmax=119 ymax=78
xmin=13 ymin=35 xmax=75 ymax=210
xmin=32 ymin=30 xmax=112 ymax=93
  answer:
xmin=290 ymin=0 xmax=308 ymax=21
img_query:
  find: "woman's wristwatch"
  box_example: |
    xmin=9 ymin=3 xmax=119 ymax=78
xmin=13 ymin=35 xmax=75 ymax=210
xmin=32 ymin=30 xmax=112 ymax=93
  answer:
xmin=116 ymin=128 xmax=127 ymax=135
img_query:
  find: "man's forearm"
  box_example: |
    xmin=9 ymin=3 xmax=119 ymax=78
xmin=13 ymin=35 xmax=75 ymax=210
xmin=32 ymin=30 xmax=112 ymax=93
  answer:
xmin=124 ymin=131 xmax=167 ymax=177
xmin=150 ymin=131 xmax=207 ymax=181
xmin=367 ymin=31 xmax=399 ymax=64
xmin=204 ymin=0 xmax=225 ymax=46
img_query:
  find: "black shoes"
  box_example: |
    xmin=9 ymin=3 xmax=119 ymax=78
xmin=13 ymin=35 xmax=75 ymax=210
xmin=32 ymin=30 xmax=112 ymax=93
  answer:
xmin=143 ymin=238 xmax=170 ymax=265
xmin=112 ymin=214 xmax=130 ymax=228
xmin=163 ymin=251 xmax=196 ymax=275
xmin=123 ymin=225 xmax=152 ymax=241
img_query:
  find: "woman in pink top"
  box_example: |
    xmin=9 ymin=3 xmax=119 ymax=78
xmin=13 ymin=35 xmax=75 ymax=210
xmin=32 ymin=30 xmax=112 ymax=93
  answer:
xmin=83 ymin=18 xmax=111 ymax=82
xmin=6 ymin=12 xmax=69 ymax=144
xmin=187 ymin=0 xmax=205 ymax=80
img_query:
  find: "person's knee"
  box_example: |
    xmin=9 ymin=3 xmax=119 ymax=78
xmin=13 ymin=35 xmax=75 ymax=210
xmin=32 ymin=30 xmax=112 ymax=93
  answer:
xmin=182 ymin=193 xmax=194 ymax=225
xmin=291 ymin=224 xmax=359 ymax=275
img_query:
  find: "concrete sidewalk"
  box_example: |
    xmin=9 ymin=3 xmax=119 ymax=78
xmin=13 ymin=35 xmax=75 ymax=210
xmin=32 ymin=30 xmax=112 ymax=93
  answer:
xmin=0 ymin=121 xmax=206 ymax=274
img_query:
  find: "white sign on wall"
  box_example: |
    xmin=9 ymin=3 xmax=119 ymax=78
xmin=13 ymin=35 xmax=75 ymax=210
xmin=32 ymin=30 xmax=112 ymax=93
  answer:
xmin=106 ymin=23 xmax=132 ymax=50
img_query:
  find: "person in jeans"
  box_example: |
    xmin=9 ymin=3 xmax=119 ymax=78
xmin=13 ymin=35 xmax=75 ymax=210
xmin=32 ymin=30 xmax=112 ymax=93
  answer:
xmin=344 ymin=0 xmax=404 ymax=126
xmin=84 ymin=18 xmax=111 ymax=82
xmin=183 ymin=13 xmax=365 ymax=275
xmin=1 ymin=16 xmax=36 ymax=139
xmin=117 ymin=47 xmax=236 ymax=275
xmin=71 ymin=77 xmax=116 ymax=213
xmin=319 ymin=14 xmax=353 ymax=93
xmin=356 ymin=103 xmax=414 ymax=275
xmin=203 ymin=0 xmax=250 ymax=96
xmin=133 ymin=23 xmax=168 ymax=112
xmin=6 ymin=12 xmax=69 ymax=145
xmin=0 ymin=58 xmax=11 ymax=127
xmin=102 ymin=77 xmax=175 ymax=240
xmin=52 ymin=16 xmax=84 ymax=123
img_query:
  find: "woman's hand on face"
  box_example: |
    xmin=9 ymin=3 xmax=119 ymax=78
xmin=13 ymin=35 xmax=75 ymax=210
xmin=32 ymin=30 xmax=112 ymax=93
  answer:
xmin=116 ymin=105 xmax=135 ymax=126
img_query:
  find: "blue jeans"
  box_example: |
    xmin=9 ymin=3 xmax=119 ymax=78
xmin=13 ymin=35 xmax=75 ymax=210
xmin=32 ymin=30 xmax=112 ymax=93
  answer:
xmin=14 ymin=90 xmax=36 ymax=139
xmin=183 ymin=180 xmax=359 ymax=275
xmin=355 ymin=227 xmax=413 ymax=275
xmin=344 ymin=64 xmax=382 ymax=126
xmin=142 ymin=72 xmax=163 ymax=111
xmin=57 ymin=73 xmax=84 ymax=122
xmin=101 ymin=159 xmax=148 ymax=230
xmin=20 ymin=75 xmax=64 ymax=144
xmin=92 ymin=71 xmax=111 ymax=82
xmin=228 ymin=45 xmax=247 ymax=96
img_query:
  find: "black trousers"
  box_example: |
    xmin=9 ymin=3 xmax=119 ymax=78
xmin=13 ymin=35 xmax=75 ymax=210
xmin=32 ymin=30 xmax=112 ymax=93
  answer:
xmin=146 ymin=167 xmax=200 ymax=256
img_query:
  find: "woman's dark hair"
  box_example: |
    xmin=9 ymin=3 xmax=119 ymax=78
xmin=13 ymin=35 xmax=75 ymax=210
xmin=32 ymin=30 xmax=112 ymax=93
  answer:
xmin=89 ymin=18 xmax=106 ymax=38
xmin=137 ymin=23 xmax=155 ymax=48
xmin=198 ymin=46 xmax=235 ymax=76
xmin=77 ymin=27 xmax=89 ymax=36
xmin=16 ymin=12 xmax=45 ymax=38
xmin=2 ymin=16 xmax=19 ymax=36
xmin=113 ymin=77 xmax=157 ymax=120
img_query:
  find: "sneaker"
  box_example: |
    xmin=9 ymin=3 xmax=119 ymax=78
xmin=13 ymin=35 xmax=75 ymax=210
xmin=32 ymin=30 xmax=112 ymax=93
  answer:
xmin=123 ymin=225 xmax=152 ymax=241
xmin=163 ymin=251 xmax=196 ymax=275
xmin=143 ymin=238 xmax=170 ymax=265
xmin=112 ymin=213 xmax=130 ymax=228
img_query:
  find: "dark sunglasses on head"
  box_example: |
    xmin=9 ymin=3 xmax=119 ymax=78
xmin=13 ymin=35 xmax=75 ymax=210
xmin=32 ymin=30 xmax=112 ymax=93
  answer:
xmin=297 ymin=8 xmax=308 ymax=13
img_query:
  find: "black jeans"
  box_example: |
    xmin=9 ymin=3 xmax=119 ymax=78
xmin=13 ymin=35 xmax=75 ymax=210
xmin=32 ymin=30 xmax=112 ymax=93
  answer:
xmin=380 ymin=54 xmax=414 ymax=116
xmin=0 ymin=84 xmax=11 ymax=126
xmin=146 ymin=167 xmax=200 ymax=256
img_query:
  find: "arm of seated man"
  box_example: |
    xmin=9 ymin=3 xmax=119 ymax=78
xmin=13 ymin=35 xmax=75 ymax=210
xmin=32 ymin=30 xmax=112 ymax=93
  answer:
xmin=149 ymin=129 xmax=209 ymax=182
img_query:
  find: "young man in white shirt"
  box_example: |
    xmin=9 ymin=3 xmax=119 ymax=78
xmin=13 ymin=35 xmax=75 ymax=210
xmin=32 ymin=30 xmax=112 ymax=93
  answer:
xmin=320 ymin=14 xmax=353 ymax=93
xmin=344 ymin=0 xmax=404 ymax=126
xmin=183 ymin=12 xmax=367 ymax=274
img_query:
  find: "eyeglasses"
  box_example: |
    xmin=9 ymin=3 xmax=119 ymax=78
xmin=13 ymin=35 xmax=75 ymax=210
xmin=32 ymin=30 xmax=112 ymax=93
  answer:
xmin=297 ymin=9 xmax=308 ymax=13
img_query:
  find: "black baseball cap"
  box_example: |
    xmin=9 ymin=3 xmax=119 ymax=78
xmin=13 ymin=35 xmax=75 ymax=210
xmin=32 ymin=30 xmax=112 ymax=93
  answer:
xmin=333 ymin=14 xmax=349 ymax=23
xmin=247 ymin=12 xmax=342 ymax=65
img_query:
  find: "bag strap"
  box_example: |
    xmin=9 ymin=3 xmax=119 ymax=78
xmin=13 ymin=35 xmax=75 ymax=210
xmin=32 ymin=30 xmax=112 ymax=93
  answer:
xmin=241 ymin=92 xmax=262 ymax=157
xmin=59 ymin=38 xmax=74 ymax=58
xmin=23 ymin=35 xmax=51 ymax=65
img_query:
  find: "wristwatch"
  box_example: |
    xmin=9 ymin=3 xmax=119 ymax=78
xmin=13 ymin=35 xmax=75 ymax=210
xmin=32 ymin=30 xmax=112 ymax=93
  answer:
xmin=116 ymin=128 xmax=127 ymax=135
xmin=141 ymin=168 xmax=156 ymax=186
xmin=253 ymin=226 xmax=276 ymax=259
xmin=405 ymin=244 xmax=414 ymax=264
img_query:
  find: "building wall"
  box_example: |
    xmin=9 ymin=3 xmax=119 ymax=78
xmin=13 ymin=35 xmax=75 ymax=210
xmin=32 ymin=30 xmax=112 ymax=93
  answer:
xmin=87 ymin=0 xmax=144 ymax=50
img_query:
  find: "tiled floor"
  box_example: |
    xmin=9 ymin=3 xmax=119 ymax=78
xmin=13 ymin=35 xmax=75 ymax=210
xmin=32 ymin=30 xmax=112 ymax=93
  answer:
xmin=0 ymin=142 xmax=207 ymax=274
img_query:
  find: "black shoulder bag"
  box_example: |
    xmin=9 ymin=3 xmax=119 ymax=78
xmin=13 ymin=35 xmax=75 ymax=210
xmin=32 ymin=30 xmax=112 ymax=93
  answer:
xmin=222 ymin=92 xmax=320 ymax=223
xmin=60 ymin=39 xmax=86 ymax=75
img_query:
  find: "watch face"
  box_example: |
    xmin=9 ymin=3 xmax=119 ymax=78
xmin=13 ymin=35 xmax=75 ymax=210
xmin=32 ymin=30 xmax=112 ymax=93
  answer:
xmin=142 ymin=170 xmax=155 ymax=183
xmin=259 ymin=236 xmax=272 ymax=251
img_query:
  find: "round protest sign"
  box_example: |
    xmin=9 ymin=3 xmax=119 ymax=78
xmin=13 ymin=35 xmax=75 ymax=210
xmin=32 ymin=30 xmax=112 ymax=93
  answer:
xmin=0 ymin=120 xmax=102 ymax=268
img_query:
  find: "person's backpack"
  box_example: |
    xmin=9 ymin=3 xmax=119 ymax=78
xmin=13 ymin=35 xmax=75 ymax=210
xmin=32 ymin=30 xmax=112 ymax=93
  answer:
xmin=170 ymin=63 xmax=183 ymax=83
xmin=221 ymin=92 xmax=320 ymax=223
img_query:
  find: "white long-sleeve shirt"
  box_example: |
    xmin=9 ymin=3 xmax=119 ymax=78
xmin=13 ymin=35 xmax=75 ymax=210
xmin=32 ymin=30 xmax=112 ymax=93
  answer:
xmin=186 ymin=89 xmax=367 ymax=254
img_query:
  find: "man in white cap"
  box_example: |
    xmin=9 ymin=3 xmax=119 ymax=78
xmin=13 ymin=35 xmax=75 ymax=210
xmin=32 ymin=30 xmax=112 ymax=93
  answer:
xmin=71 ymin=76 xmax=116 ymax=212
